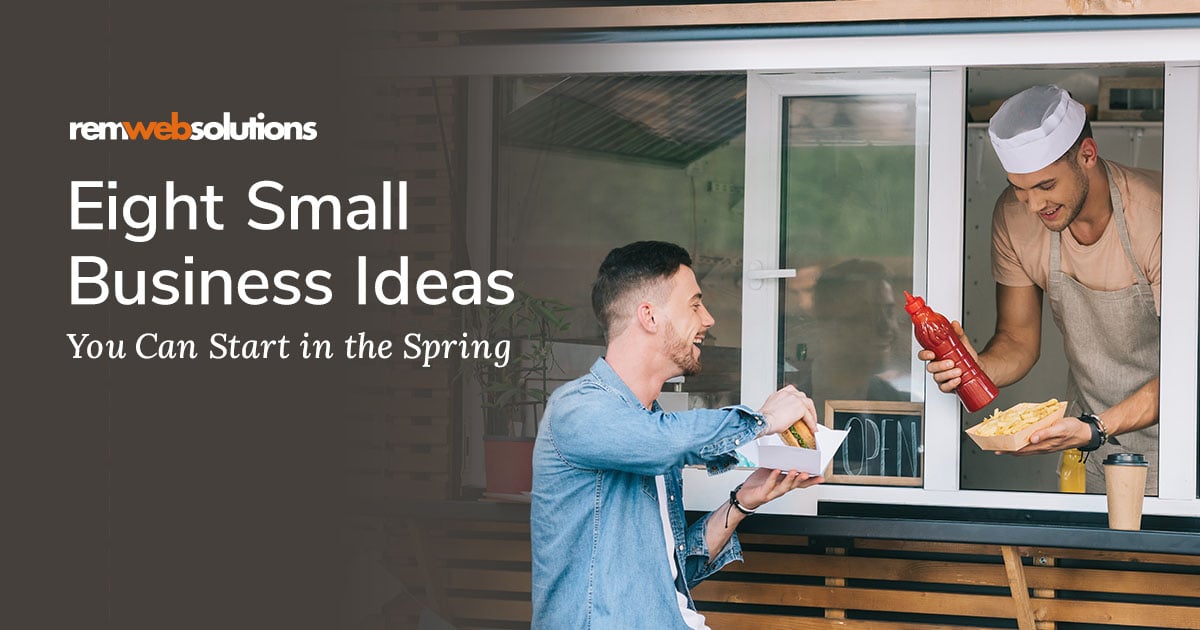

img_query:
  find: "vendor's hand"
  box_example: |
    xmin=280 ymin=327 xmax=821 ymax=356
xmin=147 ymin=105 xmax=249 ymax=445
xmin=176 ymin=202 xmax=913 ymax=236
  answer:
xmin=918 ymin=320 xmax=979 ymax=393
xmin=1007 ymin=415 xmax=1091 ymax=456
xmin=736 ymin=466 xmax=824 ymax=510
xmin=758 ymin=385 xmax=818 ymax=437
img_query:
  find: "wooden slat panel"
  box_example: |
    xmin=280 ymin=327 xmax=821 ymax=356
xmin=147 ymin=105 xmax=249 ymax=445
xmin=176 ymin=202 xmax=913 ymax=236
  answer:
xmin=730 ymin=551 xmax=1012 ymax=588
xmin=702 ymin=611 xmax=999 ymax=630
xmin=1037 ymin=598 xmax=1200 ymax=628
xmin=692 ymin=582 xmax=1018 ymax=618
xmin=1020 ymin=546 xmax=1200 ymax=567
xmin=1026 ymin=565 xmax=1200 ymax=598
xmin=860 ymin=540 xmax=1200 ymax=569
xmin=736 ymin=550 xmax=1200 ymax=598
xmin=854 ymin=539 xmax=1002 ymax=556
xmin=739 ymin=533 xmax=810 ymax=547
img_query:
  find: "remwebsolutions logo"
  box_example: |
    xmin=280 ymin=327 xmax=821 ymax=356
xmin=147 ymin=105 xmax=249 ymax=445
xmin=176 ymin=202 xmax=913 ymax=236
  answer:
xmin=68 ymin=112 xmax=318 ymax=142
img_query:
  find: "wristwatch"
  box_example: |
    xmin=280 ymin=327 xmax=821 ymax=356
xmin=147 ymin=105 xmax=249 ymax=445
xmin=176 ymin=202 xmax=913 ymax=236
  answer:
xmin=1078 ymin=413 xmax=1108 ymax=454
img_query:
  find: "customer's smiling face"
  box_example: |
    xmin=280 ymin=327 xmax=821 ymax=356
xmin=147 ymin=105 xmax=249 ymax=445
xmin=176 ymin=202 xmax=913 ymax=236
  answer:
xmin=656 ymin=265 xmax=714 ymax=377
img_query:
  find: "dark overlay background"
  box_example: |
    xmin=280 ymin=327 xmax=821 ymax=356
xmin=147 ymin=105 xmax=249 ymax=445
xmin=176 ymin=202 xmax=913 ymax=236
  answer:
xmin=9 ymin=3 xmax=441 ymax=628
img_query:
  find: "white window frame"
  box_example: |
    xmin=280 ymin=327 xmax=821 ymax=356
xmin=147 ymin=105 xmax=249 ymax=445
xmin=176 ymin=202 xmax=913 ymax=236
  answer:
xmin=741 ymin=69 xmax=951 ymax=491
xmin=457 ymin=30 xmax=1200 ymax=517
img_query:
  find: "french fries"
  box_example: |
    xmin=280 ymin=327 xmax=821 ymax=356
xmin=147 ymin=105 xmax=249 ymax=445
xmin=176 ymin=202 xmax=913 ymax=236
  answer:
xmin=973 ymin=399 xmax=1065 ymax=436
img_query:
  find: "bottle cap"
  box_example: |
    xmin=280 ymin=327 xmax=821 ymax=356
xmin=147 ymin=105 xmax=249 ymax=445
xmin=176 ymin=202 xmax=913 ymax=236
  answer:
xmin=1102 ymin=453 xmax=1148 ymax=466
xmin=903 ymin=290 xmax=925 ymax=315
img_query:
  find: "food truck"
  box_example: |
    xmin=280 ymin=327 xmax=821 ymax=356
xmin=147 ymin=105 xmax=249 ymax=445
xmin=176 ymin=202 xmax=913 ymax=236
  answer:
xmin=363 ymin=3 xmax=1200 ymax=627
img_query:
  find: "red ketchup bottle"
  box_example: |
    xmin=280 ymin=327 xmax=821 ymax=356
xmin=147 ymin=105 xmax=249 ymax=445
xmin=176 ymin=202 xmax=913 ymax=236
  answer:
xmin=903 ymin=291 xmax=998 ymax=413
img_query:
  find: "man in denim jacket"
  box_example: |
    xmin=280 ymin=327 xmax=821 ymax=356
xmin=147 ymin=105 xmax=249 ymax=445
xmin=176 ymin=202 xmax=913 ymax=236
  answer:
xmin=532 ymin=241 xmax=823 ymax=629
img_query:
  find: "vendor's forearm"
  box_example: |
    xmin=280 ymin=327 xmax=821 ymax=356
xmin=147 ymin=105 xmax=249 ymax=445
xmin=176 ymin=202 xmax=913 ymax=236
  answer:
xmin=1098 ymin=377 xmax=1159 ymax=436
xmin=978 ymin=334 xmax=1039 ymax=388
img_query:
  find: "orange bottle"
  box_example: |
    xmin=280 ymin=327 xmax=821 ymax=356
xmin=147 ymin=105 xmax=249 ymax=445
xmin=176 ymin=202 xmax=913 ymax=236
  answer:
xmin=1059 ymin=449 xmax=1086 ymax=493
xmin=903 ymin=291 xmax=998 ymax=413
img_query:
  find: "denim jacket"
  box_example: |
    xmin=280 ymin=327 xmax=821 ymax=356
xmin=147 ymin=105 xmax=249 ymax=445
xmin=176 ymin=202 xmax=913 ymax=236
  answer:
xmin=531 ymin=358 xmax=767 ymax=629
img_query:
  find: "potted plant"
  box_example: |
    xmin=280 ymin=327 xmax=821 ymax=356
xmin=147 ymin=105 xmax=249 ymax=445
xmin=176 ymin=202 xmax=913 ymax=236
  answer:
xmin=466 ymin=291 xmax=571 ymax=494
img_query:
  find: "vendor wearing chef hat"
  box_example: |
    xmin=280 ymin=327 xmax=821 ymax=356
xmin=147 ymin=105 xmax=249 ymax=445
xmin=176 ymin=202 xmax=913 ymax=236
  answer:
xmin=919 ymin=85 xmax=1162 ymax=494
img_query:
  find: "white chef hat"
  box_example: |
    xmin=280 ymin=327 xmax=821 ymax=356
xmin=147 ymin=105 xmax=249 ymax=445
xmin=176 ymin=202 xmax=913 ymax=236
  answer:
xmin=988 ymin=85 xmax=1086 ymax=174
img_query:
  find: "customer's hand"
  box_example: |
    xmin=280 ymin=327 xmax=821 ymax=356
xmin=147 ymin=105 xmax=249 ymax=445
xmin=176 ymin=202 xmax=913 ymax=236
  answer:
xmin=758 ymin=385 xmax=818 ymax=437
xmin=735 ymin=466 xmax=824 ymax=510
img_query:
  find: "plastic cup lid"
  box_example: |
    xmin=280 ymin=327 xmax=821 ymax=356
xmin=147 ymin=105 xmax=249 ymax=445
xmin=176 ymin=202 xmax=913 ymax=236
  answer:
xmin=1103 ymin=452 xmax=1148 ymax=466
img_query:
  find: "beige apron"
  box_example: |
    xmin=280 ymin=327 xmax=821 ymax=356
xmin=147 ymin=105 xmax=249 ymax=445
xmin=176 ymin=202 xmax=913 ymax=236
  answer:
xmin=1048 ymin=161 xmax=1160 ymax=495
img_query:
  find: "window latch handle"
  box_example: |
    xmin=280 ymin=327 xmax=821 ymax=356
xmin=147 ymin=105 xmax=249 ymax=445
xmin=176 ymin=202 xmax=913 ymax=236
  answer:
xmin=746 ymin=261 xmax=796 ymax=289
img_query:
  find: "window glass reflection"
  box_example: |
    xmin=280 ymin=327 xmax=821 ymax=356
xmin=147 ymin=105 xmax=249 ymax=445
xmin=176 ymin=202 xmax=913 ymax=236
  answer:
xmin=778 ymin=94 xmax=919 ymax=421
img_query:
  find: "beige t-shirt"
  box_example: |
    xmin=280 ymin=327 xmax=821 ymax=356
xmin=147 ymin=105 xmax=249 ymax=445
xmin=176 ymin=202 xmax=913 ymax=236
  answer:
xmin=991 ymin=160 xmax=1162 ymax=314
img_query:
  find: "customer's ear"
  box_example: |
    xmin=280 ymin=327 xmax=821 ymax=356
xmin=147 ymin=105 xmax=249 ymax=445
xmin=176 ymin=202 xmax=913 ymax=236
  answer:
xmin=636 ymin=302 xmax=657 ymax=333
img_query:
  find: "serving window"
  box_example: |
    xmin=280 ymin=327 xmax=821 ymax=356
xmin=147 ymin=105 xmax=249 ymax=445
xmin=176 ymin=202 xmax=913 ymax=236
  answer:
xmin=960 ymin=64 xmax=1165 ymax=494
xmin=463 ymin=38 xmax=1200 ymax=516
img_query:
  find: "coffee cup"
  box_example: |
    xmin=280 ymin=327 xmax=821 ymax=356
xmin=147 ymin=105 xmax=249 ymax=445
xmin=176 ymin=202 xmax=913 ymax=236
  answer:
xmin=1103 ymin=453 xmax=1148 ymax=530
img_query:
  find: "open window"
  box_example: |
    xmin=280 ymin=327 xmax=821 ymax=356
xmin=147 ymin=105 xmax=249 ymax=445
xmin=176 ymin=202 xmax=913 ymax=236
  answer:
xmin=463 ymin=38 xmax=1200 ymax=516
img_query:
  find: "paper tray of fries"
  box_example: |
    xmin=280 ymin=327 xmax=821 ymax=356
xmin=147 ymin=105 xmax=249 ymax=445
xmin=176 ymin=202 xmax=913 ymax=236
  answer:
xmin=965 ymin=399 xmax=1067 ymax=451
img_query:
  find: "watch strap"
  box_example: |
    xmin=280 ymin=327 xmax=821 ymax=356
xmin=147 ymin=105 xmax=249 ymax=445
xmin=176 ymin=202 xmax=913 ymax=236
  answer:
xmin=729 ymin=482 xmax=755 ymax=515
xmin=1078 ymin=413 xmax=1107 ymax=452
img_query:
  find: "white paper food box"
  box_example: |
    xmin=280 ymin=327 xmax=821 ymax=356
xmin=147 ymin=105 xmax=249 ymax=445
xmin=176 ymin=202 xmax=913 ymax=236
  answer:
xmin=735 ymin=426 xmax=849 ymax=475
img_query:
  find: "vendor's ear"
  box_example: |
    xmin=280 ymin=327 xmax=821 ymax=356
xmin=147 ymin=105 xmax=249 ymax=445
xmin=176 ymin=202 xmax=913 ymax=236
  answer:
xmin=636 ymin=301 xmax=657 ymax=332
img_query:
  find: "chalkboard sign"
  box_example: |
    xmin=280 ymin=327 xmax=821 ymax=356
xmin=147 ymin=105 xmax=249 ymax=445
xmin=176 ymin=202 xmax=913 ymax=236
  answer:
xmin=823 ymin=400 xmax=924 ymax=487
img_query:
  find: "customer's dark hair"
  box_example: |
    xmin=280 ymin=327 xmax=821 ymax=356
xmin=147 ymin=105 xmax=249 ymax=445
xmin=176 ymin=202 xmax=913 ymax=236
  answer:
xmin=592 ymin=241 xmax=692 ymax=338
